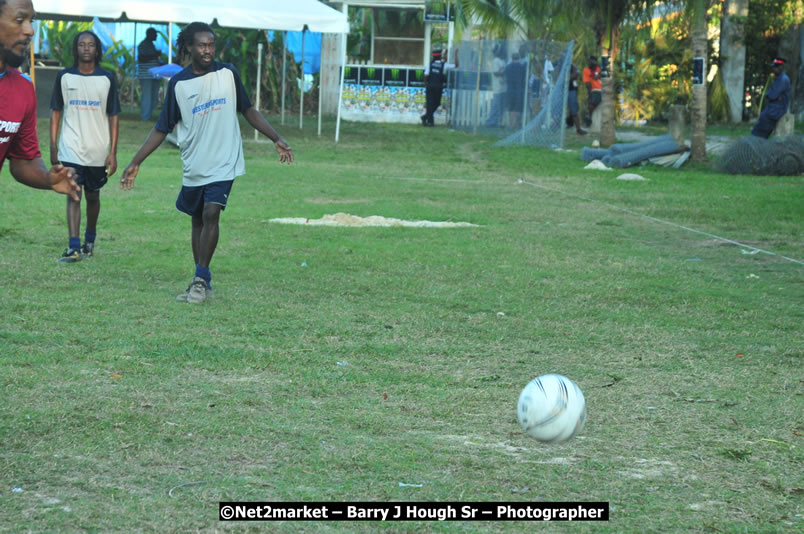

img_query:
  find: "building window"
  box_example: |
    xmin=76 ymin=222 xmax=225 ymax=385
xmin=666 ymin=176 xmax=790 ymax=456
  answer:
xmin=348 ymin=6 xmax=425 ymax=66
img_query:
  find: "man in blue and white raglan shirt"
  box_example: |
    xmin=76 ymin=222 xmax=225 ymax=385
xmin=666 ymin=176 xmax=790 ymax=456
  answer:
xmin=121 ymin=22 xmax=293 ymax=304
xmin=50 ymin=31 xmax=120 ymax=263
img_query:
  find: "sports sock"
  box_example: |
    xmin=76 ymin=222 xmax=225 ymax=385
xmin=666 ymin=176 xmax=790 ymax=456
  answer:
xmin=195 ymin=264 xmax=212 ymax=289
xmin=69 ymin=237 xmax=81 ymax=250
xmin=84 ymin=229 xmax=96 ymax=244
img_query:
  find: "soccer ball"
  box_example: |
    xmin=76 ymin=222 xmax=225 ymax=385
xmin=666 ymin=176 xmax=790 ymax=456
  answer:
xmin=517 ymin=374 xmax=586 ymax=443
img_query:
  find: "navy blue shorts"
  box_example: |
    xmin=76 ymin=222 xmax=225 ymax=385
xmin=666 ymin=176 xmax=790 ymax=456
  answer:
xmin=176 ymin=180 xmax=234 ymax=217
xmin=62 ymin=161 xmax=107 ymax=192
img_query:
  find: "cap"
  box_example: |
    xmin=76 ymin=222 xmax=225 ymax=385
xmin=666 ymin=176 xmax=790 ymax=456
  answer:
xmin=771 ymin=57 xmax=786 ymax=66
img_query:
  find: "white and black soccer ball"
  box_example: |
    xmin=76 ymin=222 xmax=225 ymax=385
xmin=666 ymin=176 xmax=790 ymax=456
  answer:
xmin=517 ymin=374 xmax=586 ymax=443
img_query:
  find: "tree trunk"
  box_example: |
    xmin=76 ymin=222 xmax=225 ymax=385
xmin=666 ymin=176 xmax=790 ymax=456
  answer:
xmin=691 ymin=0 xmax=708 ymax=162
xmin=600 ymin=29 xmax=619 ymax=148
xmin=720 ymin=0 xmax=749 ymax=123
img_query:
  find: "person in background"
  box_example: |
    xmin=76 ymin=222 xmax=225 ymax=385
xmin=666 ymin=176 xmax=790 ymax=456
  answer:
xmin=751 ymin=57 xmax=791 ymax=139
xmin=0 ymin=0 xmax=79 ymax=200
xmin=484 ymin=44 xmax=506 ymax=128
xmin=566 ymin=64 xmax=586 ymax=135
xmin=582 ymin=55 xmax=601 ymax=127
xmin=137 ymin=27 xmax=162 ymax=121
xmin=422 ymin=48 xmax=458 ymax=127
xmin=504 ymin=52 xmax=527 ymax=128
xmin=50 ymin=31 xmax=120 ymax=262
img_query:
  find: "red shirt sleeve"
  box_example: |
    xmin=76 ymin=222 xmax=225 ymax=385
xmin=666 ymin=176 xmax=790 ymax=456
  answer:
xmin=8 ymin=77 xmax=42 ymax=161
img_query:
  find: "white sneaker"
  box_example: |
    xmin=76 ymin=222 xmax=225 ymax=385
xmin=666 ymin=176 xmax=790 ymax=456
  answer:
xmin=186 ymin=277 xmax=208 ymax=304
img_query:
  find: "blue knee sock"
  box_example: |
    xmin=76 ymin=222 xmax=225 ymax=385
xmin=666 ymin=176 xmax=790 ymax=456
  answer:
xmin=84 ymin=229 xmax=96 ymax=244
xmin=195 ymin=264 xmax=212 ymax=289
xmin=69 ymin=237 xmax=81 ymax=250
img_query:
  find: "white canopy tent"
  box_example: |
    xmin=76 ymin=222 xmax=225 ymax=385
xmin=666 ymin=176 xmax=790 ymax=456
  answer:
xmin=33 ymin=0 xmax=348 ymax=33
xmin=33 ymin=0 xmax=349 ymax=137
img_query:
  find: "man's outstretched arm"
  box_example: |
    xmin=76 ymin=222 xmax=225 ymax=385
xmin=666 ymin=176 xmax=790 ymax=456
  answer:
xmin=243 ymin=107 xmax=293 ymax=164
xmin=120 ymin=128 xmax=168 ymax=189
xmin=9 ymin=157 xmax=80 ymax=201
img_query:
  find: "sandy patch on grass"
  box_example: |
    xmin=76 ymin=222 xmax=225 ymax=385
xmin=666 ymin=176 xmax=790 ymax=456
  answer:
xmin=620 ymin=458 xmax=677 ymax=479
xmin=269 ymin=213 xmax=479 ymax=228
xmin=305 ymin=198 xmax=371 ymax=204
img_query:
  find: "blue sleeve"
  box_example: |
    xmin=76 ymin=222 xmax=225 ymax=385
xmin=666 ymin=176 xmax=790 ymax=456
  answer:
xmin=50 ymin=71 xmax=64 ymax=111
xmin=155 ymin=78 xmax=181 ymax=133
xmin=766 ymin=76 xmax=789 ymax=101
xmin=227 ymin=64 xmax=253 ymax=113
xmin=106 ymin=72 xmax=121 ymax=116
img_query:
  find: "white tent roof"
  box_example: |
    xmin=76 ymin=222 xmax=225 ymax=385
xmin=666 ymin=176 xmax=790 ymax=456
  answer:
xmin=33 ymin=0 xmax=348 ymax=33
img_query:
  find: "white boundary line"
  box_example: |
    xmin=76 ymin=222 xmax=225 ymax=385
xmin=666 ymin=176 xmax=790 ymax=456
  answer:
xmin=516 ymin=179 xmax=804 ymax=266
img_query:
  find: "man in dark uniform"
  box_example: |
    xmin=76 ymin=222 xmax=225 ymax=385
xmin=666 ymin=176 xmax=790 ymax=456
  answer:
xmin=137 ymin=28 xmax=162 ymax=121
xmin=421 ymin=48 xmax=457 ymax=127
xmin=751 ymin=57 xmax=791 ymax=139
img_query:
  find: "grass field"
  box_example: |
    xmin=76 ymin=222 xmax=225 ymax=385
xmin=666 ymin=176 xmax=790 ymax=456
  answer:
xmin=1 ymin=114 xmax=802 ymax=533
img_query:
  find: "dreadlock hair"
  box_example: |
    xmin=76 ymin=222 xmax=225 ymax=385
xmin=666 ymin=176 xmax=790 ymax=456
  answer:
xmin=72 ymin=31 xmax=103 ymax=67
xmin=176 ymin=22 xmax=215 ymax=61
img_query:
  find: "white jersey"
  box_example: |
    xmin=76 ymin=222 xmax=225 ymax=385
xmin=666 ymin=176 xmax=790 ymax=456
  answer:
xmin=50 ymin=67 xmax=120 ymax=167
xmin=156 ymin=62 xmax=252 ymax=186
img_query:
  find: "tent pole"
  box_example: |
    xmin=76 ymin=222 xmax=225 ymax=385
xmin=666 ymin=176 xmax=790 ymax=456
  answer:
xmin=473 ymin=41 xmax=483 ymax=135
xmin=335 ymin=11 xmax=347 ymax=143
xmin=281 ymin=32 xmax=287 ymax=125
xmin=300 ymin=26 xmax=306 ymax=130
xmin=254 ymin=42 xmax=263 ymax=141
xmin=521 ymin=53 xmax=530 ymax=143
xmin=168 ymin=23 xmax=173 ymax=64
xmin=317 ymin=33 xmax=323 ymax=137
xmin=29 ymin=41 xmax=35 ymax=87
xmin=335 ymin=2 xmax=349 ymax=143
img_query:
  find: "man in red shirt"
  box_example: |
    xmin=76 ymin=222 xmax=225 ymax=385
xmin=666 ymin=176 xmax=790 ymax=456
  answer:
xmin=0 ymin=0 xmax=78 ymax=200
xmin=582 ymin=55 xmax=602 ymax=127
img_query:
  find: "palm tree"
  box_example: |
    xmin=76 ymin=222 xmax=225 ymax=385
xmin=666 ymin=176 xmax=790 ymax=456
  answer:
xmin=690 ymin=0 xmax=708 ymax=161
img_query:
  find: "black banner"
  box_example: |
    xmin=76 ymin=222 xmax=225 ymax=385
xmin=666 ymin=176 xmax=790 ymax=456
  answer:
xmin=342 ymin=66 xmax=358 ymax=85
xmin=359 ymin=67 xmax=383 ymax=86
xmin=219 ymin=502 xmax=610 ymax=522
xmin=383 ymin=68 xmax=407 ymax=87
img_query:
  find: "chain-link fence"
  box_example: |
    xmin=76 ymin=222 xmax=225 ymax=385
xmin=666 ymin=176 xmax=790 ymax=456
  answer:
xmin=447 ymin=39 xmax=574 ymax=149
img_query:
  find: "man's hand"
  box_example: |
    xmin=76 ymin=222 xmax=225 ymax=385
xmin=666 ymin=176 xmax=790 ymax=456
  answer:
xmin=120 ymin=164 xmax=138 ymax=190
xmin=49 ymin=165 xmax=80 ymax=201
xmin=106 ymin=154 xmax=118 ymax=178
xmin=275 ymin=140 xmax=294 ymax=164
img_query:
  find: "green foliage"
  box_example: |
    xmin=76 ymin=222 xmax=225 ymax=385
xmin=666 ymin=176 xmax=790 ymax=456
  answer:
xmin=743 ymin=0 xmax=803 ymax=118
xmin=618 ymin=13 xmax=692 ymax=120
xmin=708 ymin=67 xmax=730 ymax=123
xmin=41 ymin=21 xmax=137 ymax=103
xmin=347 ymin=7 xmax=373 ymax=63
xmin=40 ymin=21 xmax=94 ymax=67
xmin=100 ymin=38 xmax=136 ymax=102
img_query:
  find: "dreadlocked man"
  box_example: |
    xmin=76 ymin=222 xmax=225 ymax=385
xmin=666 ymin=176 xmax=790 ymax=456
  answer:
xmin=50 ymin=30 xmax=120 ymax=262
xmin=120 ymin=22 xmax=293 ymax=304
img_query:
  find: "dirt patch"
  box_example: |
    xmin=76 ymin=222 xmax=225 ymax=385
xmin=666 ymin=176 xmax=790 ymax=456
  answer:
xmin=269 ymin=213 xmax=479 ymax=228
xmin=457 ymin=142 xmax=487 ymax=165
xmin=304 ymin=198 xmax=371 ymax=205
